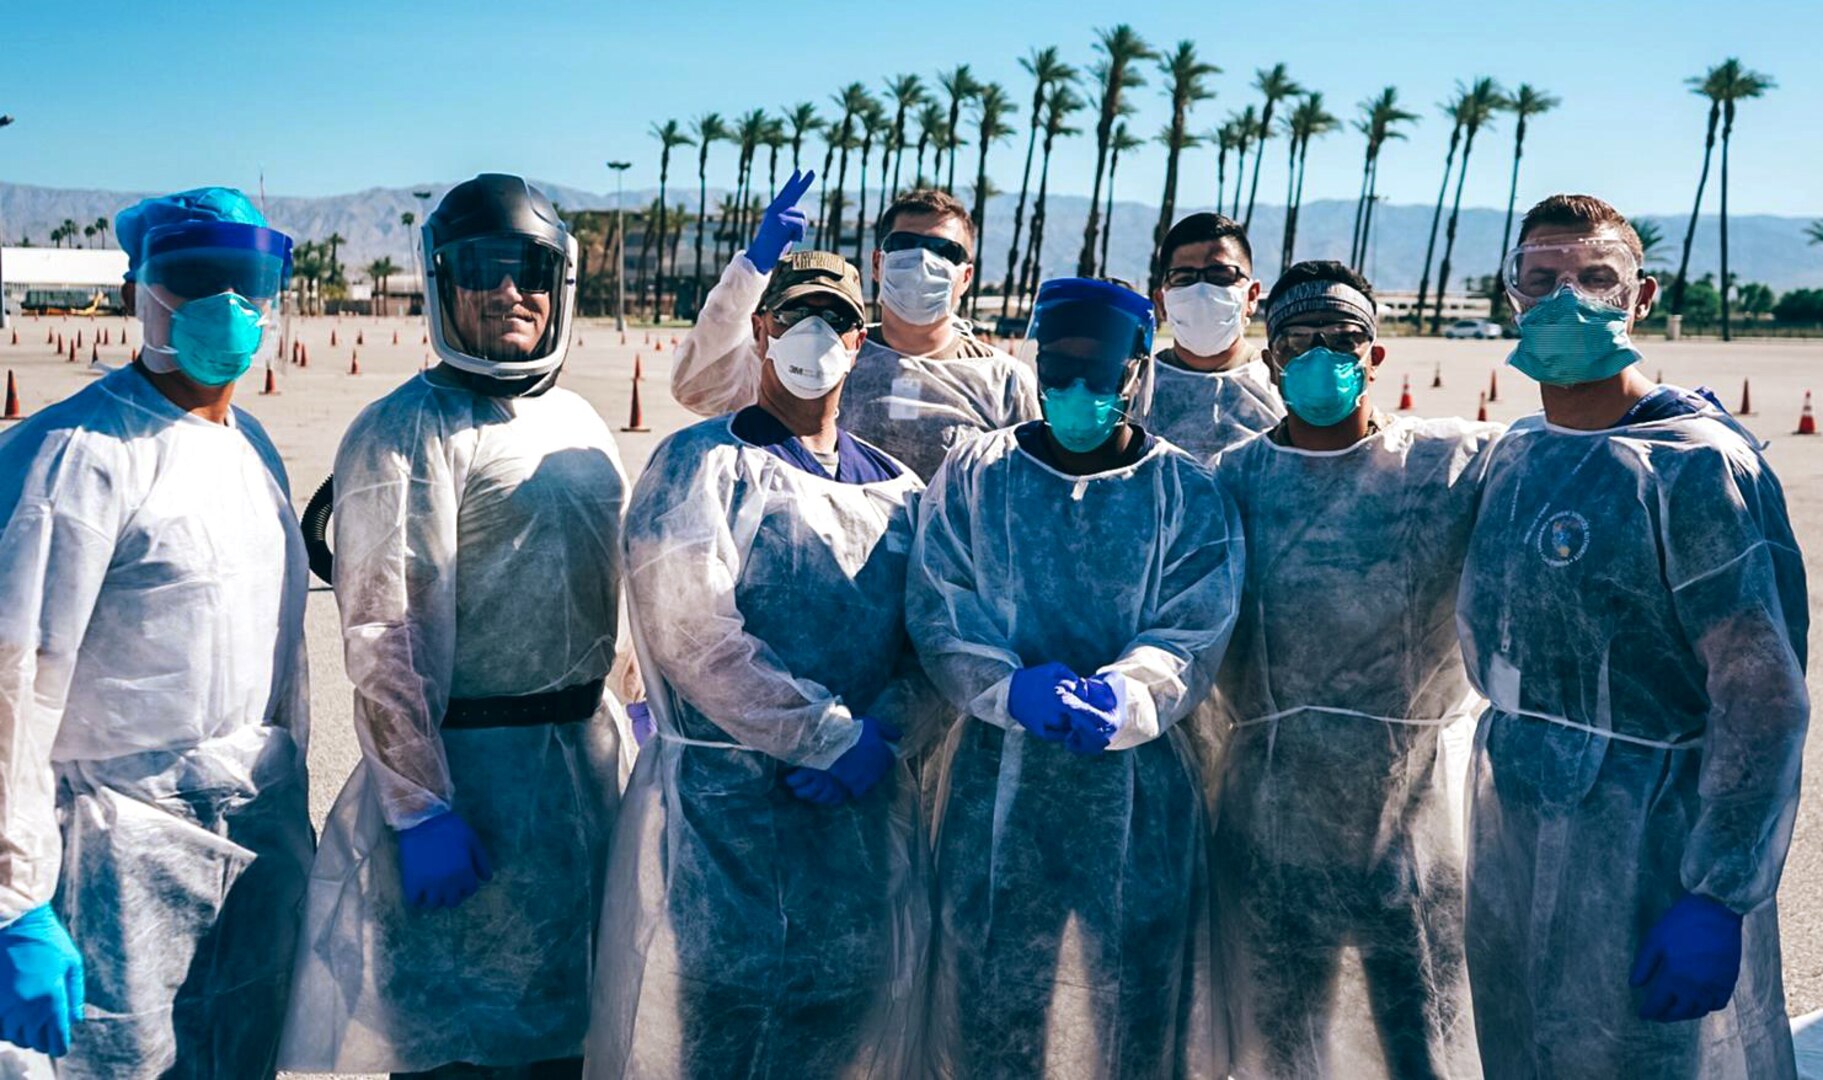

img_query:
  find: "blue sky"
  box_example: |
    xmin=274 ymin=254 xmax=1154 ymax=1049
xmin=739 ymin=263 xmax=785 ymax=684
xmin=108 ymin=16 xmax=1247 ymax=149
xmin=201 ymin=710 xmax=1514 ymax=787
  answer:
xmin=2 ymin=0 xmax=1818 ymax=218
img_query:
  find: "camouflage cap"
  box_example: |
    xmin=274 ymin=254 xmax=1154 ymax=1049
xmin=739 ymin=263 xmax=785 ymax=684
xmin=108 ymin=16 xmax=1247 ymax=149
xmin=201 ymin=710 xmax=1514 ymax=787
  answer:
xmin=759 ymin=250 xmax=866 ymax=323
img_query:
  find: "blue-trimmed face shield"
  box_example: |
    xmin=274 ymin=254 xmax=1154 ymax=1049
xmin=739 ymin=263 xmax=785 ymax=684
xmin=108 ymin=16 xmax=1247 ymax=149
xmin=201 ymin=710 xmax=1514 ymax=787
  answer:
xmin=137 ymin=220 xmax=293 ymax=386
xmin=1027 ymin=278 xmax=1156 ymax=452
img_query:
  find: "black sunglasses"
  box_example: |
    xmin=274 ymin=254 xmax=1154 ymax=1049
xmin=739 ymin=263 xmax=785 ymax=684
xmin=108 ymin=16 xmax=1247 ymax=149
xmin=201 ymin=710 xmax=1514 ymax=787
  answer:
xmin=881 ymin=231 xmax=970 ymax=267
xmin=441 ymin=239 xmax=563 ymax=293
xmin=773 ymin=304 xmax=863 ymax=335
xmin=1163 ymin=263 xmax=1249 ymax=289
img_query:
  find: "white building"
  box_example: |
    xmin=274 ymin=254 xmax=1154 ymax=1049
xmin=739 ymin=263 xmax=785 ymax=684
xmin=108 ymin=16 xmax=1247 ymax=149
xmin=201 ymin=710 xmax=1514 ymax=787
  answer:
xmin=1375 ymin=290 xmax=1492 ymax=323
xmin=1 ymin=247 xmax=130 ymax=320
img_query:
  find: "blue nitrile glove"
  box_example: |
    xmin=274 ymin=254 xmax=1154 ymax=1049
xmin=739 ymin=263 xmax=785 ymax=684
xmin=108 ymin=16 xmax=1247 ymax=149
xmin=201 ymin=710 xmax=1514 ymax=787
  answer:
xmin=1008 ymin=662 xmax=1079 ymax=741
xmin=1061 ymin=674 xmax=1124 ymax=756
xmin=746 ymin=169 xmax=816 ymax=273
xmin=396 ymin=810 xmax=494 ymax=911
xmin=0 ymin=906 xmax=84 ymax=1058
xmin=628 ymin=700 xmax=655 ymax=747
xmin=1629 ymin=893 xmax=1744 ymax=1022
xmin=785 ymin=717 xmax=903 ymax=805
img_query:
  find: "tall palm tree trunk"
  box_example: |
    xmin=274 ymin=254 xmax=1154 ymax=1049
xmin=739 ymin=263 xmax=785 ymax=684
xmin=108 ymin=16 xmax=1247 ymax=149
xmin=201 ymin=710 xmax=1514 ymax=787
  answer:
xmin=1671 ymin=103 xmax=1720 ymax=315
xmin=1231 ymin=143 xmax=1247 ymax=219
xmin=1021 ymin=136 xmax=1058 ymax=317
xmin=1414 ymin=124 xmax=1462 ymax=332
xmin=1359 ymin=156 xmax=1383 ymax=274
xmin=1003 ymin=104 xmax=1043 ymax=311
xmin=693 ymin=163 xmax=710 ymax=305
xmin=1349 ymin=149 xmax=1373 ymax=267
xmin=1431 ymin=128 xmax=1481 ymax=335
xmin=1498 ymin=116 xmax=1529 ymax=267
xmin=655 ymin=159 xmax=671 ymax=318
xmin=1284 ymin=136 xmax=1313 ymax=273
xmin=1098 ymin=145 xmax=1122 ymax=278
xmin=1279 ymin=134 xmax=1300 ymax=275
xmin=1076 ymin=133 xmax=1112 ymax=276
xmin=853 ymin=140 xmax=871 ymax=269
xmin=1720 ymin=105 xmax=1734 ymax=342
xmin=1215 ymin=144 xmax=1229 ymax=218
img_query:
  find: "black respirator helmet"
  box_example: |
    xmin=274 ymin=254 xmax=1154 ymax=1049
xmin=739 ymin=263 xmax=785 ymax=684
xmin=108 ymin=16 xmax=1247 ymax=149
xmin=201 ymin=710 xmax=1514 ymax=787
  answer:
xmin=422 ymin=174 xmax=577 ymax=379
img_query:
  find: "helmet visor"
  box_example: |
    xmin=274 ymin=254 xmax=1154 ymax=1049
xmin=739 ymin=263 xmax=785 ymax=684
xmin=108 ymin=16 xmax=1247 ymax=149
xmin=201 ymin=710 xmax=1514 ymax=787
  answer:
xmin=431 ymin=235 xmax=570 ymax=363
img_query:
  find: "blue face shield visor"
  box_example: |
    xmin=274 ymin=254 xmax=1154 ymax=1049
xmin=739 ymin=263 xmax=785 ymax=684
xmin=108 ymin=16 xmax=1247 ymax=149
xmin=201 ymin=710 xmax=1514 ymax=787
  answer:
xmin=137 ymin=221 xmax=294 ymax=304
xmin=1028 ymin=277 xmax=1156 ymax=396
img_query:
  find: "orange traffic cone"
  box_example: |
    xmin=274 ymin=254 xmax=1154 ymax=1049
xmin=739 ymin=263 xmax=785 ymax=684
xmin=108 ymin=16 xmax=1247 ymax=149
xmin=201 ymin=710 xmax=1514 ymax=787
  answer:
xmin=1797 ymin=391 xmax=1817 ymax=436
xmin=74 ymin=330 xmax=83 ymax=351
xmin=261 ymin=366 xmax=278 ymax=395
xmin=55 ymin=332 xmax=63 ymax=353
xmin=89 ymin=342 xmax=99 ymax=364
xmin=330 ymin=329 xmax=338 ymax=347
xmin=1431 ymin=362 xmax=1443 ymax=389
xmin=349 ymin=350 xmax=360 ymax=375
xmin=299 ymin=343 xmax=309 ymax=368
xmin=422 ymin=332 xmax=428 ymax=345
xmin=101 ymin=327 xmax=109 ymax=345
xmin=67 ymin=339 xmax=77 ymax=362
xmin=356 ymin=330 xmax=364 ymax=346
xmin=8 ymin=329 xmax=15 ymax=346
xmin=1398 ymin=376 xmax=1414 ymax=411
xmin=131 ymin=348 xmax=140 ymax=364
xmin=4 ymin=371 xmax=20 ymax=420
xmin=1739 ymin=379 xmax=1753 ymax=416
xmin=670 ymin=335 xmax=679 ymax=348
xmin=576 ymin=336 xmax=584 ymax=348
xmin=45 ymin=327 xmax=54 ymax=345
xmin=392 ymin=329 xmax=400 ymax=346
xmin=1477 ymin=391 xmax=1489 ymax=422
xmin=1487 ymin=369 xmax=1499 ymax=403
xmin=621 ymin=378 xmax=650 ymax=432
xmin=633 ymin=354 xmax=644 ymax=382
xmin=620 ymin=332 xmax=628 ymax=346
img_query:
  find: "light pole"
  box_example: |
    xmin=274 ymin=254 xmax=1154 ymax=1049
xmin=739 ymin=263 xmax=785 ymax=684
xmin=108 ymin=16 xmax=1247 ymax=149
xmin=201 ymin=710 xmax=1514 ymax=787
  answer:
xmin=607 ymin=161 xmax=631 ymax=333
xmin=0 ymin=115 xmax=15 ymax=331
xmin=411 ymin=190 xmax=432 ymax=314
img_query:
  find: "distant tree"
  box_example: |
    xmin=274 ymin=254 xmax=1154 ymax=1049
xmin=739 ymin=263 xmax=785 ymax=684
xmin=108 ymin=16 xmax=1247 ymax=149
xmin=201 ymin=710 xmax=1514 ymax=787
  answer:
xmin=1147 ymin=40 xmax=1220 ymax=293
xmin=365 ymin=257 xmax=400 ymax=317
xmin=1431 ymin=77 xmax=1504 ymax=334
xmin=1736 ymin=281 xmax=1774 ymax=320
xmin=1099 ymin=122 xmax=1144 ymax=278
xmin=1350 ymin=87 xmax=1418 ymax=269
xmin=1019 ymin=81 xmax=1086 ymax=315
xmin=689 ymin=111 xmax=728 ymax=297
xmin=1630 ymin=217 xmax=1667 ymax=269
xmin=83 ymin=224 xmax=97 ymax=248
xmin=1077 ymin=25 xmax=1155 ymax=276
xmin=1682 ymin=276 xmax=1722 ymax=326
xmin=1495 ymin=83 xmax=1561 ymax=269
xmin=1003 ymin=47 xmax=1076 ymax=308
xmin=1808 ymin=220 xmax=1823 ymax=246
xmin=967 ymin=82 xmax=1015 ymax=313
xmin=1773 ymin=288 xmax=1823 ymax=324
xmin=937 ymin=64 xmax=983 ymax=194
xmin=92 ymin=216 xmax=110 ymax=250
xmin=883 ymin=73 xmax=928 ymax=200
xmin=650 ymin=118 xmax=695 ymax=316
xmin=1242 ymin=64 xmax=1303 ymax=230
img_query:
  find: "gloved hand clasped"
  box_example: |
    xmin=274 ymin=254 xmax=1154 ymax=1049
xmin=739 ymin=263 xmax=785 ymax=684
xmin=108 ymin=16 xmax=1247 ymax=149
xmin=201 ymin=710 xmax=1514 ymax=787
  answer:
xmin=396 ymin=810 xmax=495 ymax=911
xmin=785 ymin=716 xmax=902 ymax=807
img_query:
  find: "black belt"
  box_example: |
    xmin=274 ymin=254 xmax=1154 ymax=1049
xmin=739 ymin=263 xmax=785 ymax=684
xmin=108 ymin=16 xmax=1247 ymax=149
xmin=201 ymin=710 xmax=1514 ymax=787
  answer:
xmin=443 ymin=679 xmax=604 ymax=730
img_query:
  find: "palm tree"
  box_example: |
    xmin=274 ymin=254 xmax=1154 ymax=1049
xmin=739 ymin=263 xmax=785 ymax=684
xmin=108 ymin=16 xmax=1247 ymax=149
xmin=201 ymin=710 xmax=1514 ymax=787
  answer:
xmin=1349 ymin=87 xmax=1417 ymax=268
xmin=1671 ymin=62 xmax=1734 ymax=318
xmin=1241 ymin=64 xmax=1304 ymax=230
xmin=782 ymin=103 xmax=821 ymax=178
xmin=1020 ymin=82 xmax=1086 ymax=315
xmin=1002 ymin=47 xmax=1076 ymax=309
xmin=913 ymin=102 xmax=946 ymax=189
xmin=1495 ymin=84 xmax=1562 ymax=269
xmin=853 ymin=97 xmax=888 ymax=267
xmin=731 ymin=109 xmax=770 ymax=243
xmin=1148 ymin=40 xmax=1221 ymax=293
xmin=883 ymin=74 xmax=928 ymax=200
xmin=1805 ymin=220 xmax=1823 ymax=246
xmin=1099 ymin=123 xmax=1144 ymax=278
xmin=60 ymin=218 xmax=79 ymax=250
xmin=1280 ymin=93 xmax=1340 ymax=274
xmin=824 ymin=83 xmax=872 ymax=253
xmin=937 ymin=65 xmax=983 ymax=194
xmin=365 ymin=257 xmax=399 ymax=317
xmin=83 ymin=224 xmax=97 ymax=248
xmin=1631 ymin=218 xmax=1667 ymax=268
xmin=1228 ymin=106 xmax=1259 ymax=219
xmin=650 ymin=119 xmax=694 ymax=317
xmin=325 ymin=232 xmax=347 ymax=286
xmin=1076 ymin=25 xmax=1156 ymax=276
xmin=967 ymin=82 xmax=1016 ymax=313
xmin=1430 ymin=77 xmax=1504 ymax=334
xmin=1212 ymin=121 xmax=1237 ymax=217
xmin=1414 ymin=93 xmax=1469 ymax=330
xmin=689 ymin=111 xmax=727 ymax=297
xmin=762 ymin=117 xmax=788 ymax=200
xmin=92 ymin=216 xmax=110 ymax=251
xmin=1715 ymin=60 xmax=1775 ymax=342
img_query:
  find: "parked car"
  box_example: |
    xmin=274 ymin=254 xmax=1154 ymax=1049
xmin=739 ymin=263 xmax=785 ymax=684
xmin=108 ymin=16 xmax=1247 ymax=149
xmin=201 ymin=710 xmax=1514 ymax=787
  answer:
xmin=1443 ymin=318 xmax=1504 ymax=340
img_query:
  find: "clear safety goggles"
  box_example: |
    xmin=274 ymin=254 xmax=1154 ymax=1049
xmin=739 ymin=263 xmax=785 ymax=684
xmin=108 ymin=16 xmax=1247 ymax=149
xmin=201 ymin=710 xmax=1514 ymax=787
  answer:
xmin=1502 ymin=237 xmax=1642 ymax=311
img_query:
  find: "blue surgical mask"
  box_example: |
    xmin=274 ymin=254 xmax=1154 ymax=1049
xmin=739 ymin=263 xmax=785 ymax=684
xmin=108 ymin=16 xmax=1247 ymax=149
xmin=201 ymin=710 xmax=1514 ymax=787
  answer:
xmin=1508 ymin=285 xmax=1640 ymax=387
xmin=1042 ymin=380 xmax=1125 ymax=453
xmin=1279 ymin=346 xmax=1367 ymax=427
xmin=169 ymin=292 xmax=266 ymax=386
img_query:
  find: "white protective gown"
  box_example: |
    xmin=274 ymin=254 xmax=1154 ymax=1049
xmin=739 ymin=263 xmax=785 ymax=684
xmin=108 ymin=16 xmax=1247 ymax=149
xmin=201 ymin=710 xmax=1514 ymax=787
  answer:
xmin=1146 ymin=347 xmax=1284 ymax=461
xmin=1210 ymin=416 xmax=1501 ymax=1079
xmin=670 ymin=253 xmax=1040 ymax=479
xmin=280 ymin=368 xmax=625 ymax=1073
xmin=1457 ymin=395 xmax=1808 ymax=1079
xmin=0 ymin=363 xmax=313 ymax=1079
xmin=585 ymin=416 xmax=936 ymax=1079
xmin=906 ymin=425 xmax=1243 ymax=1079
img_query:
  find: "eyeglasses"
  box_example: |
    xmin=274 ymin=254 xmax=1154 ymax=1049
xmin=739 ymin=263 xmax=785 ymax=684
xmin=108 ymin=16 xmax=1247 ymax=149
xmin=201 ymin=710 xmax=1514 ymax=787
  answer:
xmin=881 ymin=231 xmax=970 ymax=267
xmin=1163 ymin=263 xmax=1249 ymax=289
xmin=1272 ymin=324 xmax=1373 ymax=356
xmin=773 ymin=304 xmax=863 ymax=335
xmin=440 ymin=238 xmax=564 ymax=293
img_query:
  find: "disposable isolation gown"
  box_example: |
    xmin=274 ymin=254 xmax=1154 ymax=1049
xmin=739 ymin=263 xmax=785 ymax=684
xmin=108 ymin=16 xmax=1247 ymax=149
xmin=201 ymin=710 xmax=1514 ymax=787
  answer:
xmin=0 ymin=363 xmax=313 ymax=1079
xmin=585 ymin=415 xmax=936 ymax=1079
xmin=1457 ymin=396 xmax=1808 ymax=1079
xmin=1146 ymin=348 xmax=1284 ymax=461
xmin=1209 ymin=416 xmax=1501 ymax=1079
xmin=670 ymin=253 xmax=1040 ymax=479
xmin=906 ymin=425 xmax=1243 ymax=1079
xmin=281 ymin=367 xmax=625 ymax=1073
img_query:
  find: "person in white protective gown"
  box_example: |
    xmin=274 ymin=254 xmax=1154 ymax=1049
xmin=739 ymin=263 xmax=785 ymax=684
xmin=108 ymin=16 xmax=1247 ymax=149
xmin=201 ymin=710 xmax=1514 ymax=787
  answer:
xmin=1146 ymin=212 xmax=1283 ymax=461
xmin=1208 ymin=261 xmax=1499 ymax=1079
xmin=0 ymin=191 xmax=313 ymax=1079
xmin=670 ymin=176 xmax=1038 ymax=481
xmin=1457 ymin=195 xmax=1809 ymax=1079
xmin=907 ymin=277 xmax=1243 ymax=1079
xmin=585 ymin=250 xmax=936 ymax=1080
xmin=280 ymin=175 xmax=625 ymax=1079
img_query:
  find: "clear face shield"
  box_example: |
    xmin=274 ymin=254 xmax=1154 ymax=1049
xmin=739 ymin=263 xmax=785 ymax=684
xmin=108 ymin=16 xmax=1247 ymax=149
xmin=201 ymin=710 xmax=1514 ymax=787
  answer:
xmin=1028 ymin=280 xmax=1158 ymax=439
xmin=1502 ymin=236 xmax=1643 ymax=315
xmin=426 ymin=232 xmax=577 ymax=373
xmin=136 ymin=221 xmax=292 ymax=385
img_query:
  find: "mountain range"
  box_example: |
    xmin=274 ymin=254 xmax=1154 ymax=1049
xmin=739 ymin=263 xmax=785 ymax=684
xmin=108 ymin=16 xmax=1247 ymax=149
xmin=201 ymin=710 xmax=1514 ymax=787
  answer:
xmin=5 ymin=179 xmax=1819 ymax=294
